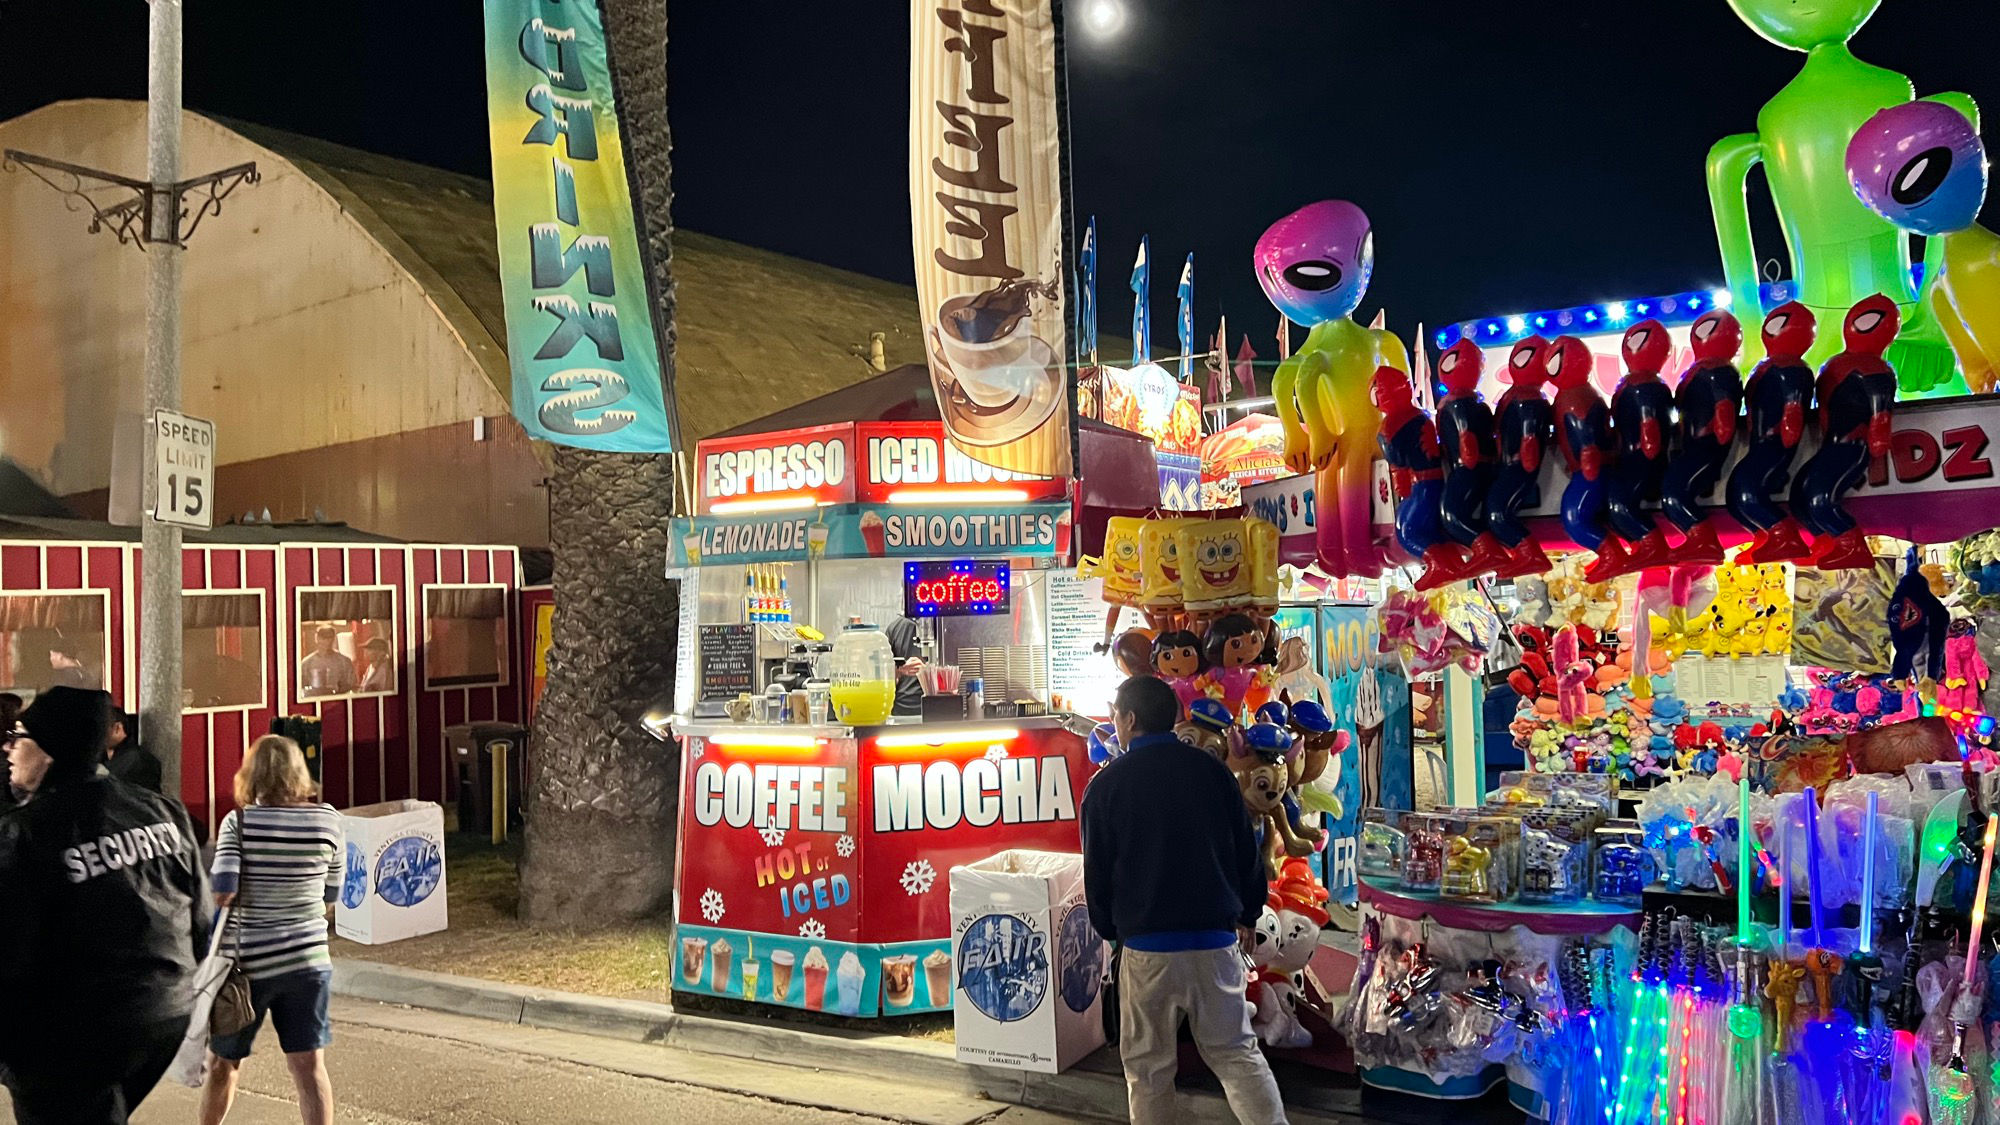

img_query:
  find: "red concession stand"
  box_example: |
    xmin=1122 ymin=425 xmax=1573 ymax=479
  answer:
xmin=666 ymin=366 xmax=1158 ymax=1016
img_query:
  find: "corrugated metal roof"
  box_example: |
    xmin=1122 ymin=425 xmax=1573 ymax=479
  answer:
xmin=219 ymin=119 xmax=928 ymax=448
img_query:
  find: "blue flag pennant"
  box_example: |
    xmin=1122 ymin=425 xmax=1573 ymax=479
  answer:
xmin=1176 ymin=253 xmax=1195 ymax=381
xmin=1131 ymin=235 xmax=1150 ymax=363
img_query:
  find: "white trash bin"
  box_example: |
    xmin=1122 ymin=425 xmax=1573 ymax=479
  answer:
xmin=334 ymin=800 xmax=449 ymax=945
xmin=949 ymin=849 xmax=1106 ymax=1074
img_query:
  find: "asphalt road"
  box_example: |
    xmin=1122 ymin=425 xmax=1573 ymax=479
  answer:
xmin=6 ymin=1000 xmax=1072 ymax=1125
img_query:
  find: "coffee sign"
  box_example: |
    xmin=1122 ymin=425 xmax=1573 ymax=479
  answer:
xmin=856 ymin=422 xmax=1066 ymax=504
xmin=696 ymin=425 xmax=855 ymax=514
xmin=909 ymin=0 xmax=1073 ymax=479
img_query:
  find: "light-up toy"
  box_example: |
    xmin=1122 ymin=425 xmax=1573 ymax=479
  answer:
xmin=1929 ymin=813 xmax=1999 ymax=1125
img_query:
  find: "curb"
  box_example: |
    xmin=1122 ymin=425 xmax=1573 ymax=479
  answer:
xmin=331 ymin=960 xmax=1360 ymax=1123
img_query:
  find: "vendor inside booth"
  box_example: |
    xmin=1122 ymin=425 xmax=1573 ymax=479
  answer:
xmin=665 ymin=365 xmax=1158 ymax=1018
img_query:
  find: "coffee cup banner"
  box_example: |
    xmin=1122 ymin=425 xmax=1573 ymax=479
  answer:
xmin=909 ymin=0 xmax=1075 ymax=479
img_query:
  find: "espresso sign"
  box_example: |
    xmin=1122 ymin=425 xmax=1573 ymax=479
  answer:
xmin=909 ymin=0 xmax=1073 ymax=479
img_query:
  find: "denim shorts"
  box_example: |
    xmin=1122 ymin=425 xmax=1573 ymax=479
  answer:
xmin=210 ymin=967 xmax=334 ymax=1059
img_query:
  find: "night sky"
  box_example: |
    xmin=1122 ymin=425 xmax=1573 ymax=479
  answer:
xmin=5 ymin=0 xmax=1995 ymax=364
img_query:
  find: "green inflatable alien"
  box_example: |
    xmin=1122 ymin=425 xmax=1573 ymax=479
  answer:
xmin=1708 ymin=0 xmax=1980 ymax=393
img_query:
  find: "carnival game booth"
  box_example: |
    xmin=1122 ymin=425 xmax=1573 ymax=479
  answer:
xmin=0 ymin=513 xmax=526 ymax=834
xmin=1276 ymin=325 xmax=2000 ymax=1114
xmin=665 ymin=365 xmax=1159 ymax=1017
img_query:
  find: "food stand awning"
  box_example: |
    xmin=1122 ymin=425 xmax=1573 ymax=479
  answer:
xmin=672 ymin=365 xmax=1160 ymax=567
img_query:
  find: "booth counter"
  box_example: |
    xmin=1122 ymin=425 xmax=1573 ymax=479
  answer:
xmin=670 ymin=715 xmax=1092 ymax=1016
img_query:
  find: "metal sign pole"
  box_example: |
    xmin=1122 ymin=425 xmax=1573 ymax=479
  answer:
xmin=142 ymin=0 xmax=186 ymax=796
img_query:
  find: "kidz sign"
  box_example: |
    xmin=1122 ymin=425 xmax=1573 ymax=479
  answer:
xmin=904 ymin=560 xmax=1011 ymax=617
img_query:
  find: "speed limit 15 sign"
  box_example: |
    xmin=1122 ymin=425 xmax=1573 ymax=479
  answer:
xmin=152 ymin=409 xmax=215 ymax=530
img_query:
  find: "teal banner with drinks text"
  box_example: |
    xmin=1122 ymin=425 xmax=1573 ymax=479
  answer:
xmin=484 ymin=0 xmax=677 ymax=451
xmin=667 ymin=503 xmax=1072 ymax=569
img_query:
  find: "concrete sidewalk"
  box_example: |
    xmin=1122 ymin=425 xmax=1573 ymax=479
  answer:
xmin=332 ymin=960 xmax=1368 ymax=1123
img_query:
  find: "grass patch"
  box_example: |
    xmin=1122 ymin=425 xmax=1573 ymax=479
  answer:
xmin=335 ymin=833 xmax=956 ymax=1041
xmin=331 ymin=834 xmax=676 ymax=1002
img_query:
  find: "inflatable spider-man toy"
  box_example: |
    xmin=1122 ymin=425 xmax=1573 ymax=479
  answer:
xmin=1371 ymin=367 xmax=1457 ymax=588
xmin=1790 ymin=294 xmax=1900 ymax=570
xmin=1586 ymin=320 xmax=1675 ymax=582
xmin=1548 ymin=336 xmax=1613 ymax=554
xmin=1485 ymin=336 xmax=1555 ymax=578
xmin=1433 ymin=339 xmax=1505 ymax=580
xmin=1728 ymin=302 xmax=1819 ymax=564
xmin=1659 ymin=310 xmax=1744 ymax=565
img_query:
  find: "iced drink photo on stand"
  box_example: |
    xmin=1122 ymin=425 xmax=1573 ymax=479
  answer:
xmin=835 ymin=951 xmax=865 ymax=1015
xmin=924 ymin=948 xmax=953 ymax=1005
xmin=803 ymin=946 xmax=830 ymax=1011
xmin=769 ymin=949 xmax=796 ymax=1001
xmin=741 ymin=956 xmax=760 ymax=1001
xmin=680 ymin=936 xmax=709 ymax=986
xmin=882 ymin=954 xmax=917 ymax=1008
xmin=710 ymin=937 xmax=733 ymax=993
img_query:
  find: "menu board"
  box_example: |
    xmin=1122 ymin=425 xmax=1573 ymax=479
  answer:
xmin=698 ymin=624 xmax=756 ymax=702
xmin=1045 ymin=570 xmax=1139 ymax=719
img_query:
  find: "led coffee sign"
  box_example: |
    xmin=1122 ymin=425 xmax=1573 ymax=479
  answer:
xmin=904 ymin=560 xmax=1011 ymax=618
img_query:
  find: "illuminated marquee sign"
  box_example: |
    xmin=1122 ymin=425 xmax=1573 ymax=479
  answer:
xmin=903 ymin=560 xmax=1011 ymax=618
xmin=855 ymin=422 xmax=1067 ymax=504
xmin=696 ymin=421 xmax=1069 ymax=514
xmin=696 ymin=424 xmax=855 ymax=514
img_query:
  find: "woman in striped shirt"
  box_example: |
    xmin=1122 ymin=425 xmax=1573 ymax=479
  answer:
xmin=200 ymin=735 xmax=342 ymax=1125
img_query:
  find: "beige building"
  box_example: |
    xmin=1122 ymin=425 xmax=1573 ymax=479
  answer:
xmin=0 ymin=99 xmax=931 ymax=546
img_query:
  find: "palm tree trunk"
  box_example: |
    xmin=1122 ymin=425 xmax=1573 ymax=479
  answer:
xmin=518 ymin=0 xmax=680 ymax=926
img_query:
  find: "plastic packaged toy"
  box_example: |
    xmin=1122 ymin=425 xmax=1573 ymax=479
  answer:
xmin=1519 ymin=816 xmax=1592 ymax=904
xmin=1402 ymin=814 xmax=1449 ymax=892
xmin=1592 ymin=824 xmax=1652 ymax=904
xmin=1361 ymin=807 xmax=1412 ymax=883
xmin=1440 ymin=816 xmax=1522 ymax=904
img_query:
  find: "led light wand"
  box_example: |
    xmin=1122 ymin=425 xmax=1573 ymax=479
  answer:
xmin=1722 ymin=776 xmax=1772 ymax=1124
xmin=1931 ymin=812 xmax=2000 ymax=1125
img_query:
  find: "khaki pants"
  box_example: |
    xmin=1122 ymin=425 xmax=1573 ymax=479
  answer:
xmin=1118 ymin=946 xmax=1290 ymax=1125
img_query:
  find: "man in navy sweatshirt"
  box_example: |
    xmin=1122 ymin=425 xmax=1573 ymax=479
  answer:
xmin=1081 ymin=676 xmax=1288 ymax=1125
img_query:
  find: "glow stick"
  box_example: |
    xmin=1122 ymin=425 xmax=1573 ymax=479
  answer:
xmin=1738 ymin=778 xmax=1752 ymax=944
xmin=1962 ymin=813 xmax=1998 ymax=996
xmin=1776 ymin=817 xmax=1792 ymax=958
xmin=1801 ymin=786 xmax=1826 ymax=950
xmin=1858 ymin=790 xmax=1877 ymax=956
xmin=1929 ymin=813 xmax=1999 ymax=1125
